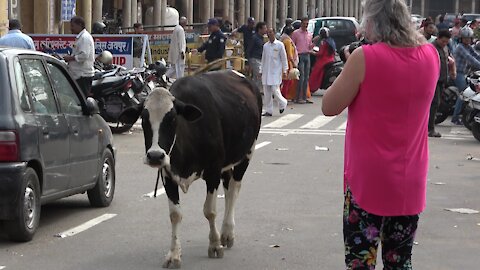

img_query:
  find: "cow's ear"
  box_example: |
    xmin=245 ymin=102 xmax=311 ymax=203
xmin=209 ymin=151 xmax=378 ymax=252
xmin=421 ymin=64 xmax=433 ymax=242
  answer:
xmin=174 ymin=100 xmax=203 ymax=122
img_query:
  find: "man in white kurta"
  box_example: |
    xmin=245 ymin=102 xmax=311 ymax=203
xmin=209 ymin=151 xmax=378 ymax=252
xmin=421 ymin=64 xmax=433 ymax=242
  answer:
xmin=260 ymin=28 xmax=289 ymax=116
xmin=167 ymin=17 xmax=187 ymax=79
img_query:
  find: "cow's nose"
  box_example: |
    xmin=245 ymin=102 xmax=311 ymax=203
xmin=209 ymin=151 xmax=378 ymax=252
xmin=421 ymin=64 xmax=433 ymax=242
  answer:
xmin=147 ymin=151 xmax=165 ymax=163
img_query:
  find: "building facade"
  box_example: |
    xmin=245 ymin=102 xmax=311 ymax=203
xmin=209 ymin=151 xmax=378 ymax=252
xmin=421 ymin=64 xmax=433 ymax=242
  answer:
xmin=0 ymin=0 xmax=478 ymax=35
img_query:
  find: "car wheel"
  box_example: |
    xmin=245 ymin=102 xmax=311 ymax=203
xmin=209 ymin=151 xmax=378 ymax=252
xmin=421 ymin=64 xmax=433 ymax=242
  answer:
xmin=88 ymin=149 xmax=115 ymax=207
xmin=5 ymin=168 xmax=41 ymax=242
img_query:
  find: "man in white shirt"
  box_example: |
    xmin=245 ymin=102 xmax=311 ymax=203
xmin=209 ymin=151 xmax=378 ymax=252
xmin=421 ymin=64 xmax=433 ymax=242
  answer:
xmin=166 ymin=16 xmax=187 ymax=79
xmin=63 ymin=16 xmax=95 ymax=96
xmin=260 ymin=28 xmax=288 ymax=116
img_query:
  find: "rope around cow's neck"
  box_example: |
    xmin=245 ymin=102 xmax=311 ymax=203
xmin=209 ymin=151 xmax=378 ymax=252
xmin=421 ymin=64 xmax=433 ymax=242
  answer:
xmin=154 ymin=135 xmax=177 ymax=198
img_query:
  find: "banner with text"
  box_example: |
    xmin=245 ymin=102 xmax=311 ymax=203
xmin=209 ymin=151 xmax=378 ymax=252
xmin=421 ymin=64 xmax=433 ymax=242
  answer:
xmin=146 ymin=30 xmax=200 ymax=62
xmin=31 ymin=35 xmax=135 ymax=69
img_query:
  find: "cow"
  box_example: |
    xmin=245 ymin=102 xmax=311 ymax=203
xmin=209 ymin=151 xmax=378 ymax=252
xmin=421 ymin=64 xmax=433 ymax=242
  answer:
xmin=141 ymin=70 xmax=262 ymax=268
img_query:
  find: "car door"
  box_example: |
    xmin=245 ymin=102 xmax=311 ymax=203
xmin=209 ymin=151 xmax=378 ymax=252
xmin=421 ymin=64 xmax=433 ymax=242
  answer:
xmin=18 ymin=57 xmax=71 ymax=196
xmin=45 ymin=61 xmax=100 ymax=188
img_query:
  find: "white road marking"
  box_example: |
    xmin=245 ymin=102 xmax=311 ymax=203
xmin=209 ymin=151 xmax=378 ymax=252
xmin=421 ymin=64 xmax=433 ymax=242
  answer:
xmin=336 ymin=120 xmax=348 ymax=130
xmin=0 ymin=266 xmax=6 ymax=269
xmin=55 ymin=214 xmax=117 ymax=238
xmin=260 ymin=128 xmax=472 ymax=141
xmin=300 ymin=115 xmax=335 ymax=129
xmin=255 ymin=141 xmax=271 ymax=149
xmin=263 ymin=114 xmax=303 ymax=128
xmin=143 ymin=188 xmax=166 ymax=198
xmin=450 ymin=128 xmax=471 ymax=135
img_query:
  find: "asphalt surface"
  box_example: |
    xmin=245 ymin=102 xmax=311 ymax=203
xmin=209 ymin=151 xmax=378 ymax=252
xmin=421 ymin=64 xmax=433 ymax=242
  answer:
xmin=1 ymin=94 xmax=479 ymax=270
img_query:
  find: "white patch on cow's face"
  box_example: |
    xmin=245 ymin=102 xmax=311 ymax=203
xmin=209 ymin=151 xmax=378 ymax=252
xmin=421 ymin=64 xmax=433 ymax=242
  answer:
xmin=144 ymin=87 xmax=175 ymax=168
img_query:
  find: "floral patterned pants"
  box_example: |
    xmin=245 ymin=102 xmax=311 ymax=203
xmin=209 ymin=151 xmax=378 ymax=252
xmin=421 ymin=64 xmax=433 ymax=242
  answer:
xmin=343 ymin=188 xmax=419 ymax=270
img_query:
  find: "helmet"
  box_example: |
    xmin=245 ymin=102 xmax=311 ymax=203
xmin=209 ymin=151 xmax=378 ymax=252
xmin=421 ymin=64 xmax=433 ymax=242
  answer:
xmin=92 ymin=21 xmax=106 ymax=34
xmin=319 ymin=27 xmax=330 ymax=38
xmin=285 ymin=18 xmax=294 ymax=25
xmin=98 ymin=50 xmax=113 ymax=65
xmin=460 ymin=26 xmax=474 ymax=39
xmin=153 ymin=59 xmax=167 ymax=75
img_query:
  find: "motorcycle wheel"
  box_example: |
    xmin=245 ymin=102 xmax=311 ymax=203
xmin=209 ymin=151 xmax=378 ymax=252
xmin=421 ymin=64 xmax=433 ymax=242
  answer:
xmin=471 ymin=121 xmax=480 ymax=142
xmin=109 ymin=122 xmax=133 ymax=134
xmin=434 ymin=112 xmax=449 ymax=125
xmin=462 ymin=110 xmax=473 ymax=131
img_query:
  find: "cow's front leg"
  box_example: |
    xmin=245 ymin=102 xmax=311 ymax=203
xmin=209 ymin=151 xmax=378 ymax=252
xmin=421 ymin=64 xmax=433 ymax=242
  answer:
xmin=221 ymin=159 xmax=248 ymax=248
xmin=163 ymin=177 xmax=182 ymax=269
xmin=204 ymin=172 xmax=223 ymax=258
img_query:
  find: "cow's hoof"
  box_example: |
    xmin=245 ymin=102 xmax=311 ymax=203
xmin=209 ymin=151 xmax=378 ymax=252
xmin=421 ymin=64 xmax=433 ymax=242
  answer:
xmin=208 ymin=245 xmax=224 ymax=258
xmin=221 ymin=234 xmax=234 ymax=248
xmin=162 ymin=258 xmax=181 ymax=269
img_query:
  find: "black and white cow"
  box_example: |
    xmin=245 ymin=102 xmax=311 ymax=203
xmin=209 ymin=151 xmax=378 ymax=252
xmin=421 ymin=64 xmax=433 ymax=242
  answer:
xmin=141 ymin=70 xmax=262 ymax=268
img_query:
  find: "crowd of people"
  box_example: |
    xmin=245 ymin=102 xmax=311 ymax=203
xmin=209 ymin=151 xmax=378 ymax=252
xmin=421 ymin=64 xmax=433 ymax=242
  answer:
xmin=418 ymin=13 xmax=480 ymax=137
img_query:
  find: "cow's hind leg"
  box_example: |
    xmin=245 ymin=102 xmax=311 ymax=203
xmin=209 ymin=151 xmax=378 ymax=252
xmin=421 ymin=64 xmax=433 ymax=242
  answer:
xmin=204 ymin=171 xmax=223 ymax=258
xmin=163 ymin=177 xmax=182 ymax=269
xmin=221 ymin=157 xmax=249 ymax=248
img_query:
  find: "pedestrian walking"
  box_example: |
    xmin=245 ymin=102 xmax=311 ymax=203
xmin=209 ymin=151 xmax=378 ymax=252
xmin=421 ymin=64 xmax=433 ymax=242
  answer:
xmin=133 ymin=23 xmax=144 ymax=68
xmin=451 ymin=27 xmax=480 ymax=125
xmin=166 ymin=17 xmax=187 ymax=79
xmin=260 ymin=28 xmax=288 ymax=117
xmin=192 ymin=18 xmax=226 ymax=69
xmin=63 ymin=16 xmax=95 ymax=97
xmin=429 ymin=30 xmax=454 ymax=138
xmin=246 ymin=22 xmax=267 ymax=93
xmin=0 ymin=19 xmax=35 ymax=50
xmin=423 ymin=21 xmax=437 ymax=43
xmin=280 ymin=26 xmax=299 ymax=98
xmin=232 ymin=17 xmax=256 ymax=59
xmin=322 ymin=0 xmax=440 ymax=269
xmin=291 ymin=17 xmax=313 ymax=104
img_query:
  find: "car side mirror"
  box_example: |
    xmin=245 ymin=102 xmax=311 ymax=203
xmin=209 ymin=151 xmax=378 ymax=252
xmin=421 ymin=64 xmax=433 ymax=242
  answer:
xmin=85 ymin=97 xmax=100 ymax=115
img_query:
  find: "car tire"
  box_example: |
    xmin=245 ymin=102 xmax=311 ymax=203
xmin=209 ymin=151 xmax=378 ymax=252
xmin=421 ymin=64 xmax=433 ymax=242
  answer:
xmin=88 ymin=149 xmax=115 ymax=207
xmin=5 ymin=168 xmax=41 ymax=242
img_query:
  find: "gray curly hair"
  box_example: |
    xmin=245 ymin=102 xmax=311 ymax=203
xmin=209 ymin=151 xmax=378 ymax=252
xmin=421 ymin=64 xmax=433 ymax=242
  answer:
xmin=361 ymin=0 xmax=424 ymax=47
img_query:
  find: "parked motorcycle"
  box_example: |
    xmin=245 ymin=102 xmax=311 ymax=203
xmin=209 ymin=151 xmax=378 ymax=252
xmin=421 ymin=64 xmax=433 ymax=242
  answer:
xmin=460 ymin=72 xmax=480 ymax=130
xmin=435 ymin=80 xmax=459 ymax=124
xmin=91 ymin=68 xmax=144 ymax=134
xmin=320 ymin=61 xmax=343 ymax=90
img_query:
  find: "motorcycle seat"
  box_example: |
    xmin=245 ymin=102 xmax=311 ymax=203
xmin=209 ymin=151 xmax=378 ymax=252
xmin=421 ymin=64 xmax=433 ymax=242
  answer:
xmin=91 ymin=76 xmax=128 ymax=90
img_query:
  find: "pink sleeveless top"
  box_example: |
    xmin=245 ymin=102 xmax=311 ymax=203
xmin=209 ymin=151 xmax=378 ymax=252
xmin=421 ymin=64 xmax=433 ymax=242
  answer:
xmin=345 ymin=42 xmax=439 ymax=216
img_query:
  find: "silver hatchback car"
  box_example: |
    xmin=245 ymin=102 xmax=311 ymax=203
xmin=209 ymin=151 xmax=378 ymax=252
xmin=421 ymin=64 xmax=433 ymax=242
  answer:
xmin=0 ymin=48 xmax=116 ymax=242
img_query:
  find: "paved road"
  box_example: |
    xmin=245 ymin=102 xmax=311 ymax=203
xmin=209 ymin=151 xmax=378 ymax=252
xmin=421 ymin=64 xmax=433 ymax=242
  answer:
xmin=1 ymin=95 xmax=479 ymax=269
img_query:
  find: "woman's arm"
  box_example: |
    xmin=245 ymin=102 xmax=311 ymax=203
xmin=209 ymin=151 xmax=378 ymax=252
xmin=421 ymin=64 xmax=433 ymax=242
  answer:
xmin=322 ymin=47 xmax=365 ymax=116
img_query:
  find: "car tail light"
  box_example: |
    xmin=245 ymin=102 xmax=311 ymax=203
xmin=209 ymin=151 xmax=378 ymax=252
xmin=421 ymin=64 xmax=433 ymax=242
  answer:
xmin=0 ymin=131 xmax=19 ymax=162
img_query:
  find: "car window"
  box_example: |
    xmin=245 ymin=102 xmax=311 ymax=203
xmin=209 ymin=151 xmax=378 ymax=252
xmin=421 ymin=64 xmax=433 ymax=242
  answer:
xmin=20 ymin=59 xmax=58 ymax=114
xmin=46 ymin=62 xmax=83 ymax=115
xmin=13 ymin=59 xmax=31 ymax=112
xmin=325 ymin=20 xmax=354 ymax=31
